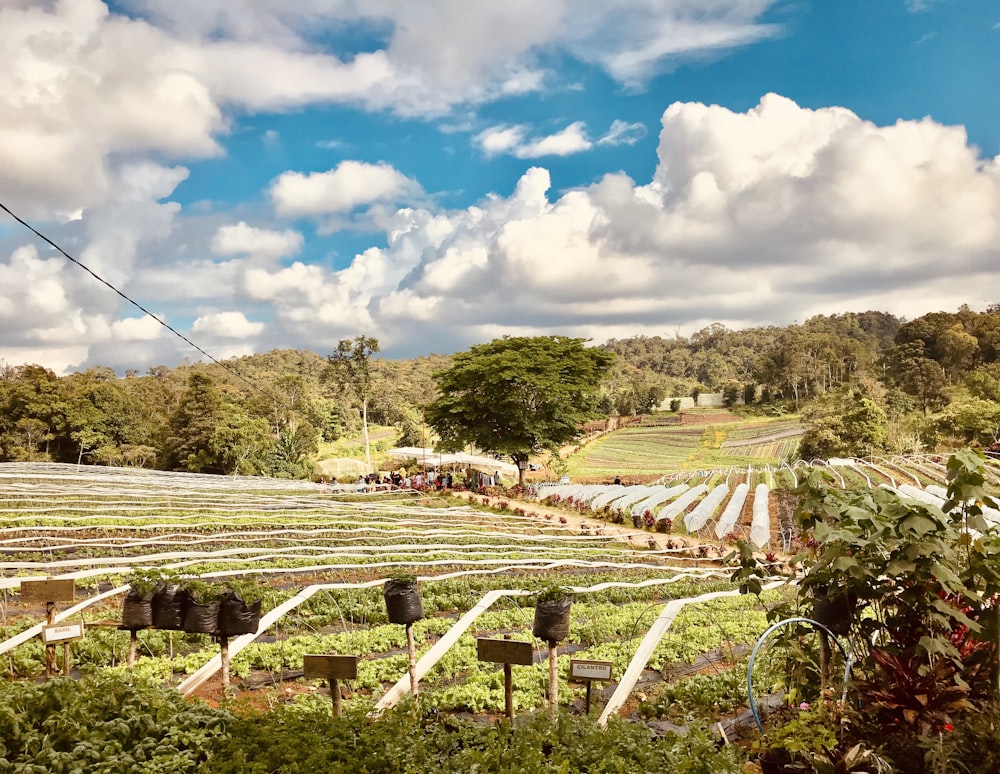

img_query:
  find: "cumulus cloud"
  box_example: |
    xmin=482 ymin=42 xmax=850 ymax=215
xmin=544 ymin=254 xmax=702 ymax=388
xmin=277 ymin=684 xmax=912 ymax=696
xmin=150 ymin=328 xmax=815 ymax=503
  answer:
xmin=211 ymin=222 xmax=303 ymax=262
xmin=476 ymin=123 xmax=593 ymax=158
xmin=476 ymin=125 xmax=528 ymax=156
xmin=270 ymin=161 xmax=420 ymax=216
xmin=6 ymin=93 xmax=1000 ymax=371
xmin=111 ymin=316 xmax=163 ymax=342
xmin=0 ymin=0 xmax=782 ymax=218
xmin=0 ymin=0 xmax=222 ymax=215
xmin=247 ymin=94 xmax=999 ymax=356
xmin=0 ymin=153 xmax=201 ymax=373
xmin=515 ymin=122 xmax=592 ymax=158
xmin=191 ymin=311 xmax=266 ymax=339
xmin=122 ymin=1 xmax=781 ymax=99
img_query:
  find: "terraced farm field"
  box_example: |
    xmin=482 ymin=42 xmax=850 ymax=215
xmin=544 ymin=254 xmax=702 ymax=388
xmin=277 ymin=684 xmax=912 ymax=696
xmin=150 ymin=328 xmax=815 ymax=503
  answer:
xmin=5 ymin=454 xmax=999 ymax=771
xmin=567 ymin=415 xmax=803 ymax=479
xmin=0 ymin=462 xmax=776 ymax=725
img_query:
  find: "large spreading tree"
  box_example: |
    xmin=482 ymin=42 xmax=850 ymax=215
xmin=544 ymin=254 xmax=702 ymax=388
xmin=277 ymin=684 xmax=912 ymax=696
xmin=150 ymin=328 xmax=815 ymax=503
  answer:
xmin=425 ymin=336 xmax=615 ymax=485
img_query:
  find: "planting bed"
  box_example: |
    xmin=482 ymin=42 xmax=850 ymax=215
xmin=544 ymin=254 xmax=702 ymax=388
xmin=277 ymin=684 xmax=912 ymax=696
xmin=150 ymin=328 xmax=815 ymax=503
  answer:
xmin=5 ymin=453 xmax=1000 ymax=771
xmin=0 ymin=462 xmax=782 ymax=727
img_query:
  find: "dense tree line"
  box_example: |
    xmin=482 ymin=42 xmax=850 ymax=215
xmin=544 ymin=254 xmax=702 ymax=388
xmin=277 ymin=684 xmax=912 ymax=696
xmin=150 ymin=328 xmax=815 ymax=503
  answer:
xmin=604 ymin=305 xmax=1000 ymax=458
xmin=602 ymin=311 xmax=901 ymax=410
xmin=0 ymin=349 xmax=447 ymax=476
xmin=3 ymin=305 xmax=1000 ymax=474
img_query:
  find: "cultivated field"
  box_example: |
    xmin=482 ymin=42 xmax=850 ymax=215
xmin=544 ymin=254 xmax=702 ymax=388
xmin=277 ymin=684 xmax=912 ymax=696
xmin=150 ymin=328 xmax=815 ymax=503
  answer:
xmin=0 ymin=463 xmax=772 ymax=724
xmin=4 ymin=454 xmax=997 ymax=770
xmin=566 ymin=415 xmax=803 ymax=479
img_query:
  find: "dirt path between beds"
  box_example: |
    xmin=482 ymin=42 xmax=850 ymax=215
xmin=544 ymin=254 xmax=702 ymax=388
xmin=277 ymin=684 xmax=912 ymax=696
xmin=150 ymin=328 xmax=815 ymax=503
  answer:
xmin=446 ymin=490 xmax=723 ymax=556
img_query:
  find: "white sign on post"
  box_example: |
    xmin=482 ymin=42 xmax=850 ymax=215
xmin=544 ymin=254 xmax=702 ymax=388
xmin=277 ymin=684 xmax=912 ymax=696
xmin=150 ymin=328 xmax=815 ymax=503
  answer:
xmin=42 ymin=621 xmax=85 ymax=645
xmin=569 ymin=659 xmax=613 ymax=681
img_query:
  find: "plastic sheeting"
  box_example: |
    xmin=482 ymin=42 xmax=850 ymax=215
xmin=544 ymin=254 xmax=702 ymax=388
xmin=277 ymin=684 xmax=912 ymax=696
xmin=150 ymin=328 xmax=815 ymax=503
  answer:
xmin=384 ymin=448 xmax=518 ymax=476
xmin=606 ymin=486 xmax=662 ymax=513
xmin=714 ymin=483 xmax=749 ymax=539
xmin=749 ymin=484 xmax=771 ymax=548
xmin=658 ymin=484 xmax=708 ymax=523
xmin=630 ymin=484 xmax=688 ymax=517
xmin=589 ymin=486 xmax=627 ymax=510
xmin=684 ymin=484 xmax=729 ymax=533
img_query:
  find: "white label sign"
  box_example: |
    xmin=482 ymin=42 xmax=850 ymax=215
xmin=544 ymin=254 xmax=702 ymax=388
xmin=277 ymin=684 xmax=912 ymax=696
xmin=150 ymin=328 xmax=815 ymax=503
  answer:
xmin=42 ymin=621 xmax=85 ymax=644
xmin=570 ymin=659 xmax=613 ymax=681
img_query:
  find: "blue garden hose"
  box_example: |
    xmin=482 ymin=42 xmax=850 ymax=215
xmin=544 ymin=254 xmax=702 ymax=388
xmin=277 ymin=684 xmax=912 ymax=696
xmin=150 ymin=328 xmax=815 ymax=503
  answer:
xmin=746 ymin=616 xmax=854 ymax=733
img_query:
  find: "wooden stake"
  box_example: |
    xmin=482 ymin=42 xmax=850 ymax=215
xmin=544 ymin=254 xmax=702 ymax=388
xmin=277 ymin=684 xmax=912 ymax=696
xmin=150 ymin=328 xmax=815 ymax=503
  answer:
xmin=406 ymin=623 xmax=419 ymax=710
xmin=818 ymin=630 xmax=831 ymax=696
xmin=548 ymin=640 xmax=559 ymax=718
xmin=220 ymin=635 xmax=230 ymax=688
xmin=504 ymin=661 xmax=514 ymax=719
xmin=127 ymin=630 xmax=138 ymax=667
xmin=329 ymin=678 xmax=342 ymax=716
xmin=45 ymin=601 xmax=56 ymax=678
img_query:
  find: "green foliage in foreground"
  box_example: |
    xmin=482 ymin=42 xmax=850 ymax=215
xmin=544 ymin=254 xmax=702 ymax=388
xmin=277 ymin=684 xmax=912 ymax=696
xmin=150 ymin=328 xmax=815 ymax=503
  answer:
xmin=0 ymin=674 xmax=746 ymax=773
xmin=0 ymin=675 xmax=743 ymax=774
xmin=212 ymin=697 xmax=745 ymax=774
xmin=0 ymin=674 xmax=228 ymax=773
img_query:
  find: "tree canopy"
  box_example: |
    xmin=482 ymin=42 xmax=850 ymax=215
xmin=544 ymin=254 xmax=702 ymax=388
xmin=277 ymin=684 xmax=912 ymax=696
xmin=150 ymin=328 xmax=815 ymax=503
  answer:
xmin=425 ymin=336 xmax=615 ymax=484
xmin=325 ymin=336 xmax=381 ymax=468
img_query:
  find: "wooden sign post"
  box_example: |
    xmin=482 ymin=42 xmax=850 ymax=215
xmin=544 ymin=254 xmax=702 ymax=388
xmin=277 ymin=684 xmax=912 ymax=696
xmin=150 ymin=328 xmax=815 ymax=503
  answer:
xmin=476 ymin=637 xmax=533 ymax=719
xmin=41 ymin=621 xmax=85 ymax=676
xmin=303 ymin=654 xmax=359 ymax=716
xmin=569 ymin=659 xmax=613 ymax=715
xmin=21 ymin=579 xmax=76 ymax=678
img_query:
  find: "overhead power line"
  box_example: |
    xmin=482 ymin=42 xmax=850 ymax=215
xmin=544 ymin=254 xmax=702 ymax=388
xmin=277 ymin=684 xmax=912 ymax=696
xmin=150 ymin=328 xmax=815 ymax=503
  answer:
xmin=0 ymin=199 xmax=272 ymax=399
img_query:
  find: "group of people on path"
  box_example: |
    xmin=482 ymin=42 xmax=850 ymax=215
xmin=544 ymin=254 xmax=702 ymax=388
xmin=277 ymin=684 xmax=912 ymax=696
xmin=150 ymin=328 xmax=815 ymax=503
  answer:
xmin=319 ymin=467 xmax=504 ymax=492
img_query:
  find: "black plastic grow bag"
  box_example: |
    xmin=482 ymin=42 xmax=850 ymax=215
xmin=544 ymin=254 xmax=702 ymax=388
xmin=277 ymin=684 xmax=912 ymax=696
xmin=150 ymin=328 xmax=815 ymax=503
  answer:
xmin=182 ymin=594 xmax=221 ymax=635
xmin=383 ymin=580 xmax=424 ymax=625
xmin=533 ymin=597 xmax=572 ymax=642
xmin=811 ymin=587 xmax=856 ymax=637
xmin=151 ymin=584 xmax=185 ymax=630
xmin=121 ymin=589 xmax=154 ymax=629
xmin=218 ymin=592 xmax=262 ymax=636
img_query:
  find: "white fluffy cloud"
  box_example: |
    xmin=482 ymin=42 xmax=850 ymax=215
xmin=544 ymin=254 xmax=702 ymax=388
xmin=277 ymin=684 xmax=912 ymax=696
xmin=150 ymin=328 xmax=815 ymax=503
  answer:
xmin=270 ymin=161 xmax=420 ymax=216
xmin=476 ymin=122 xmax=593 ymax=158
xmin=598 ymin=120 xmax=647 ymax=146
xmin=5 ymin=94 xmax=1000 ymax=371
xmin=211 ymin=222 xmax=303 ymax=262
xmin=0 ymin=0 xmax=783 ymax=216
xmin=476 ymin=125 xmax=528 ymax=156
xmin=191 ymin=311 xmax=266 ymax=339
xmin=0 ymin=0 xmax=222 ymax=215
xmin=245 ymin=94 xmax=1000 ymax=354
xmin=514 ymin=122 xmax=593 ymax=158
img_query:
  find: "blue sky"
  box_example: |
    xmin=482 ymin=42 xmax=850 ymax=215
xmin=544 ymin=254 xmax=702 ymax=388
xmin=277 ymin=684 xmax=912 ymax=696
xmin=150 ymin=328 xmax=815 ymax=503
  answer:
xmin=1 ymin=0 xmax=998 ymax=373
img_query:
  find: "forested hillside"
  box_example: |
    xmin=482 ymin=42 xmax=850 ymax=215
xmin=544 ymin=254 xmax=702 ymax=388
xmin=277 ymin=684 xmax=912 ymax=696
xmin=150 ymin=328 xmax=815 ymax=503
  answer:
xmin=2 ymin=304 xmax=1000 ymax=475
